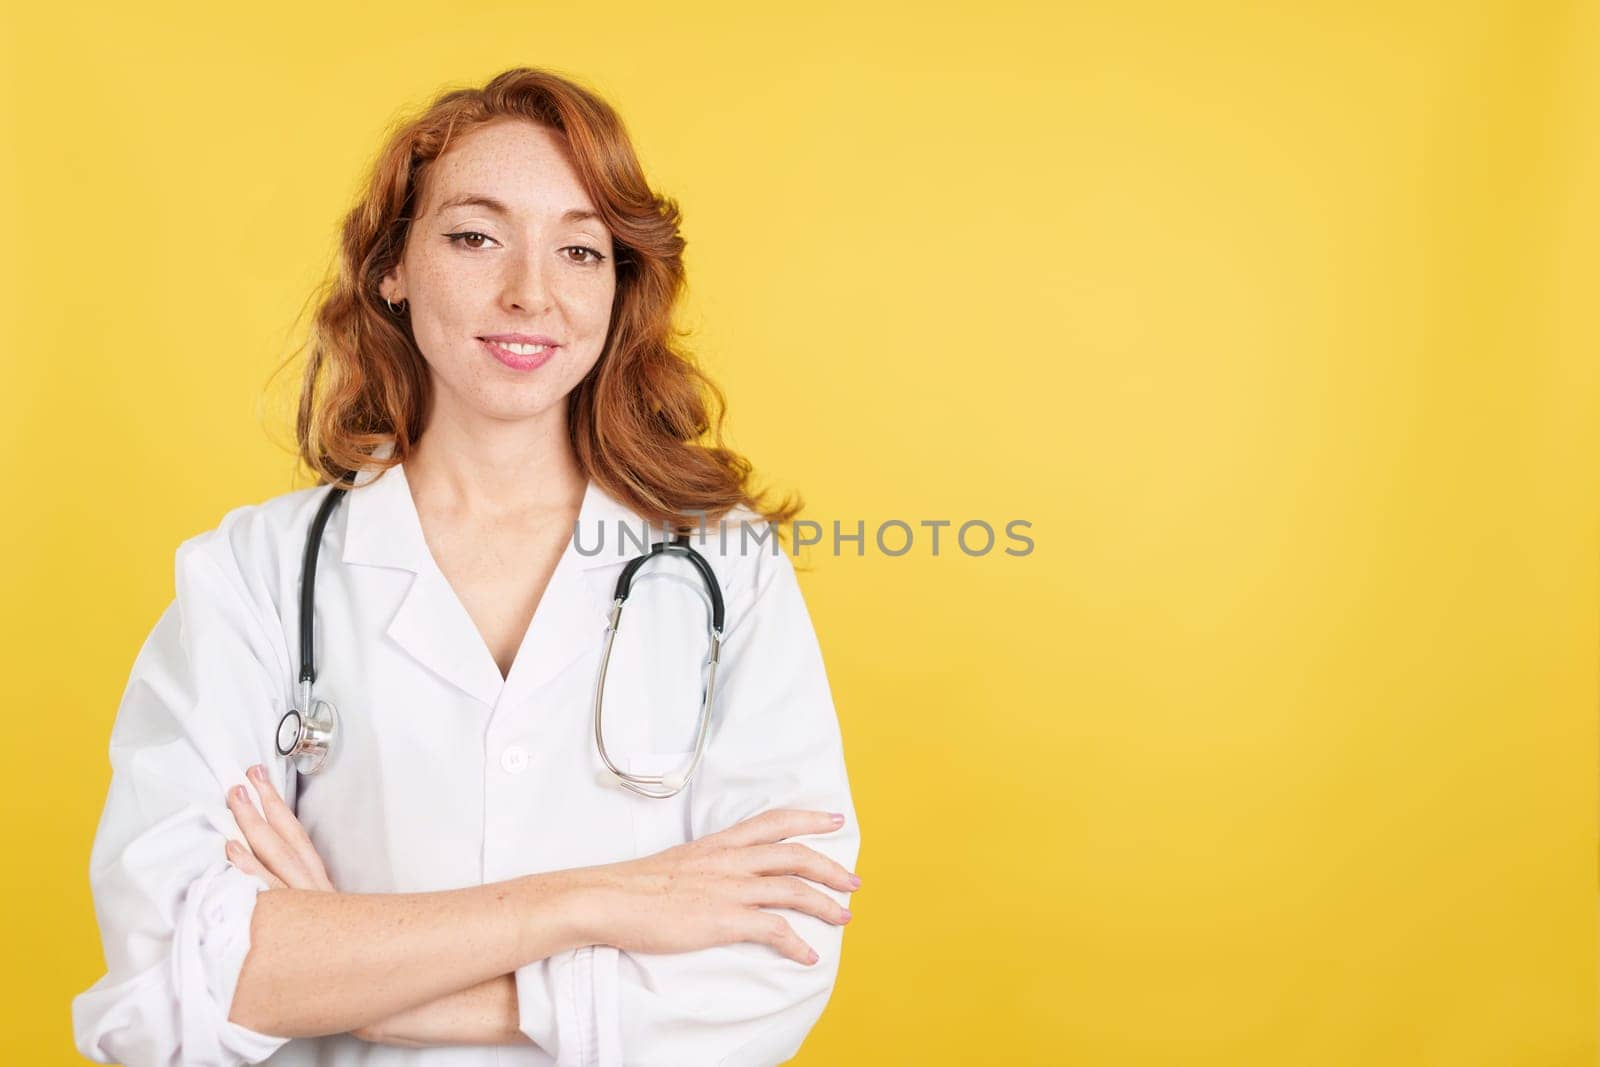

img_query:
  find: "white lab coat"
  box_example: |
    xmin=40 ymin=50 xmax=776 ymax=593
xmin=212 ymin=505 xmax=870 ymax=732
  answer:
xmin=71 ymin=448 xmax=860 ymax=1066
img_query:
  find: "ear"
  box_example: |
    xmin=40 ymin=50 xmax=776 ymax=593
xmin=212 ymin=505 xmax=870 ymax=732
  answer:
xmin=378 ymin=268 xmax=405 ymax=304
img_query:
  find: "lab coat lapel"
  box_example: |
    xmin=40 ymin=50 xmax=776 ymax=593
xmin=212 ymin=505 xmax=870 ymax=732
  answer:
xmin=499 ymin=529 xmax=592 ymax=701
xmin=339 ymin=448 xmax=666 ymax=710
xmin=340 ymin=457 xmax=506 ymax=709
xmin=501 ymin=477 xmax=663 ymax=702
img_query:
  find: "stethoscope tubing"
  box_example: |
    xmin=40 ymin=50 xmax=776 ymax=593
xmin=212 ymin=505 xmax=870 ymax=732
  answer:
xmin=278 ymin=479 xmax=725 ymax=800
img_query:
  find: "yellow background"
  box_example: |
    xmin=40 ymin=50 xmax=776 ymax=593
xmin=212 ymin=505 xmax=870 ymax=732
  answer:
xmin=2 ymin=1 xmax=1596 ymax=1063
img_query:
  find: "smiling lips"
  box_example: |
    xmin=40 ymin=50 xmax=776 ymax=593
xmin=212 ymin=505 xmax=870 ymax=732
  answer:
xmin=479 ymin=334 xmax=559 ymax=371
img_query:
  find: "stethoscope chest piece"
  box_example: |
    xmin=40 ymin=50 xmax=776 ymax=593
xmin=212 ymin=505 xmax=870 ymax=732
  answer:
xmin=276 ymin=691 xmax=338 ymax=775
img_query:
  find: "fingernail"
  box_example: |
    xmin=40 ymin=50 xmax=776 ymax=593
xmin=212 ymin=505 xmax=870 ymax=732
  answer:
xmin=849 ymin=874 xmax=862 ymax=890
xmin=805 ymin=949 xmax=819 ymax=965
xmin=225 ymin=840 xmax=240 ymax=857
xmin=248 ymin=764 xmax=264 ymax=781
xmin=231 ymin=785 xmax=246 ymax=801
xmin=840 ymin=909 xmax=852 ymax=923
xmin=829 ymin=813 xmax=845 ymax=826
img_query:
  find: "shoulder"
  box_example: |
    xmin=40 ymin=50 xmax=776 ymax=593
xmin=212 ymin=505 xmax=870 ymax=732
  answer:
xmin=172 ymin=482 xmax=330 ymax=603
xmin=686 ymin=505 xmax=803 ymax=621
xmin=147 ymin=483 xmax=326 ymax=683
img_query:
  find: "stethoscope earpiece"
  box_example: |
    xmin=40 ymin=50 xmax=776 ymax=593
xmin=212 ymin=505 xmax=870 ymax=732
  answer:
xmin=593 ymin=763 xmax=691 ymax=796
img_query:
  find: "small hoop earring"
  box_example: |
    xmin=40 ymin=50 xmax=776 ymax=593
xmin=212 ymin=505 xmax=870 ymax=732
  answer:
xmin=385 ymin=297 xmax=408 ymax=315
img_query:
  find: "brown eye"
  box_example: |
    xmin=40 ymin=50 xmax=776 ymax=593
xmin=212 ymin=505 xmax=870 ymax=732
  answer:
xmin=444 ymin=231 xmax=495 ymax=250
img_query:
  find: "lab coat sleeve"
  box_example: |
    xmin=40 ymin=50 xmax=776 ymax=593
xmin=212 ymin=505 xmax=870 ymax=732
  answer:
xmin=516 ymin=534 xmax=861 ymax=1066
xmin=72 ymin=529 xmax=295 ymax=1066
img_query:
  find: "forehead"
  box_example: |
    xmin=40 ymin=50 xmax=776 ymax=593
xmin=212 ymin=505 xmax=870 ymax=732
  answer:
xmin=421 ymin=119 xmax=594 ymax=216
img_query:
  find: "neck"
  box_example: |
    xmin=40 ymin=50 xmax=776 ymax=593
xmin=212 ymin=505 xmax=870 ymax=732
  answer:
xmin=404 ymin=399 xmax=586 ymax=521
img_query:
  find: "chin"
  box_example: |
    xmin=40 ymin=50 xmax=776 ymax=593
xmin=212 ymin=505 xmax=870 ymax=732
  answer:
xmin=476 ymin=392 xmax=564 ymax=422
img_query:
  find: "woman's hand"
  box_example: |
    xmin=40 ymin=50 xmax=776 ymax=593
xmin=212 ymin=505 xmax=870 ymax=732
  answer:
xmin=223 ymin=763 xmax=335 ymax=892
xmin=574 ymin=809 xmax=860 ymax=965
xmin=225 ymin=764 xmax=401 ymax=1042
xmin=223 ymin=766 xmax=521 ymax=1048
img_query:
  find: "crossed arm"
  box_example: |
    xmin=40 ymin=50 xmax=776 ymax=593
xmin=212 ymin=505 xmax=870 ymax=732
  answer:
xmin=224 ymin=763 xmax=539 ymax=1048
xmin=345 ymin=975 xmax=525 ymax=1049
xmin=221 ymin=762 xmax=860 ymax=1052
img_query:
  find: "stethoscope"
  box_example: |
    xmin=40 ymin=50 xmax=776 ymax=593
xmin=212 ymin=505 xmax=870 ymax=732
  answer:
xmin=275 ymin=480 xmax=725 ymax=799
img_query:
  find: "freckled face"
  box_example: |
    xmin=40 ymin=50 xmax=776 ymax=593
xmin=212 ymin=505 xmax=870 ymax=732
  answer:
xmin=380 ymin=118 xmax=617 ymax=426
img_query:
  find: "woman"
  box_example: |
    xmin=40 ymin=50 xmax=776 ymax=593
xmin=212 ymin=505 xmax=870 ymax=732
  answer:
xmin=72 ymin=67 xmax=861 ymax=1066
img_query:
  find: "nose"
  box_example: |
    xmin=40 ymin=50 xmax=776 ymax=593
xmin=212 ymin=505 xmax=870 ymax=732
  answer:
xmin=501 ymin=251 xmax=553 ymax=313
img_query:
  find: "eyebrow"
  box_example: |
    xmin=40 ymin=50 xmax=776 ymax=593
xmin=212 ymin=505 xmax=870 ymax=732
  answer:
xmin=436 ymin=192 xmax=600 ymax=225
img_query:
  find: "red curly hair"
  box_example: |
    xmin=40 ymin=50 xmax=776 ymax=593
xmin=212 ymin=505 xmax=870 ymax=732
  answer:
xmin=281 ymin=66 xmax=800 ymax=534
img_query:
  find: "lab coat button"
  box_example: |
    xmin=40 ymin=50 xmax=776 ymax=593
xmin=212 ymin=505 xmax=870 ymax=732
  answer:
xmin=500 ymin=745 xmax=529 ymax=774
